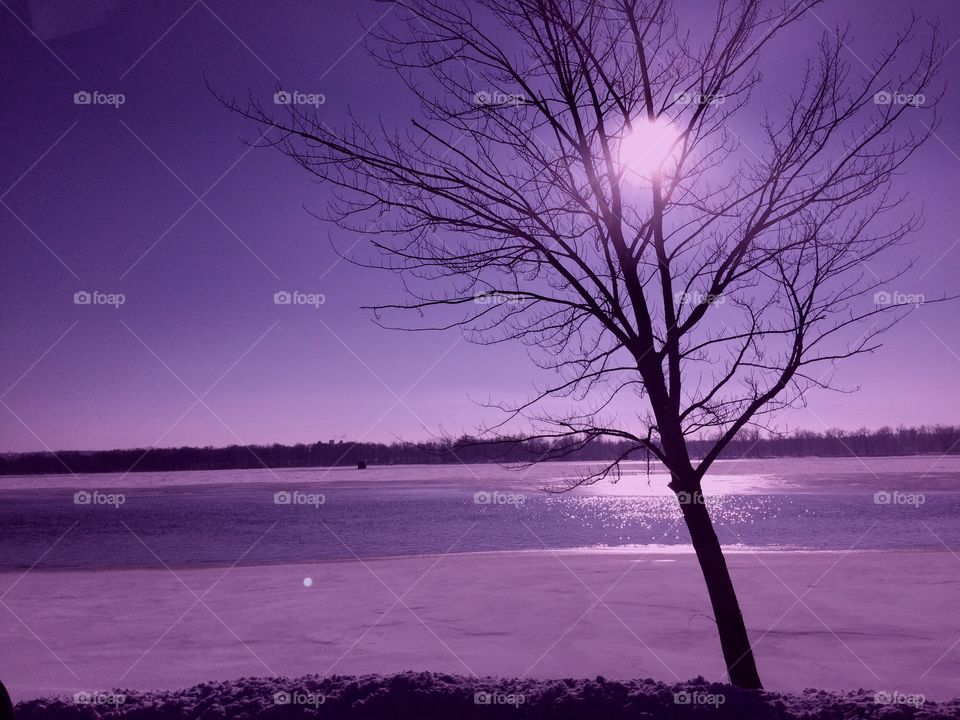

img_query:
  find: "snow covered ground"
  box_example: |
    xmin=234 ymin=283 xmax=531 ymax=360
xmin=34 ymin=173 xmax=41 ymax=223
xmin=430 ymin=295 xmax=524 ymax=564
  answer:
xmin=2 ymin=549 xmax=957 ymax=703
xmin=13 ymin=672 xmax=960 ymax=719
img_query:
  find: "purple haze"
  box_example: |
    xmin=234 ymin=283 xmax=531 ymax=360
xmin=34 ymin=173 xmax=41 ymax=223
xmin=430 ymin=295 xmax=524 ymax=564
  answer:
xmin=1 ymin=0 xmax=959 ymax=452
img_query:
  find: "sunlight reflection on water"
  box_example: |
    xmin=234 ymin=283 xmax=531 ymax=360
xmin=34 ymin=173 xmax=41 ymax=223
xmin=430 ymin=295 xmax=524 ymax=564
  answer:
xmin=2 ymin=458 xmax=958 ymax=570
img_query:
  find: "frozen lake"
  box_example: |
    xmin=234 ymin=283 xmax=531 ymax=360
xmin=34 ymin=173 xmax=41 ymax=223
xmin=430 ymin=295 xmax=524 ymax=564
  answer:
xmin=2 ymin=456 xmax=957 ymax=570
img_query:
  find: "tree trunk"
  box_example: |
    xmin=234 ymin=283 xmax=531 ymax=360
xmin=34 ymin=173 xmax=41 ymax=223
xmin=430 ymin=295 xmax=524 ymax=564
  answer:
xmin=675 ymin=486 xmax=763 ymax=689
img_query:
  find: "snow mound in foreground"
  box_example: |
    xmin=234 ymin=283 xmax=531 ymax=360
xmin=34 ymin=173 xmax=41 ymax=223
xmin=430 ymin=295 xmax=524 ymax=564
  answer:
xmin=14 ymin=672 xmax=959 ymax=719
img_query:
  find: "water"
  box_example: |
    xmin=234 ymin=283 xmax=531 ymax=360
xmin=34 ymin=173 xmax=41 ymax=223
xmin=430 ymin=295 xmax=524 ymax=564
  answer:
xmin=1 ymin=456 xmax=957 ymax=571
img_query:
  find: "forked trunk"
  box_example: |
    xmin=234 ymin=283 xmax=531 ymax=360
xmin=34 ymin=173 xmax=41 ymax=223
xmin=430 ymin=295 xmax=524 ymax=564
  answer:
xmin=676 ymin=486 xmax=763 ymax=689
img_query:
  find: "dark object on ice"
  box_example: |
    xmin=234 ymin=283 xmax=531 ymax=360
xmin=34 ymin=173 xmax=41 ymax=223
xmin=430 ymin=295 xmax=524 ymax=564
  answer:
xmin=0 ymin=679 xmax=13 ymax=720
xmin=357 ymin=460 xmax=367 ymax=469
xmin=11 ymin=672 xmax=957 ymax=719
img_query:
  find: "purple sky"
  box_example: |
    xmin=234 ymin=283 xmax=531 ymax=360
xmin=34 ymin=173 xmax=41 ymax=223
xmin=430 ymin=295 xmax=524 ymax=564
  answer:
xmin=1 ymin=0 xmax=959 ymax=453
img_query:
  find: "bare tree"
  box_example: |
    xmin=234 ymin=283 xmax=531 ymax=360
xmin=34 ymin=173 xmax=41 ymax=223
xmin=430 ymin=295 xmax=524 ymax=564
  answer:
xmin=226 ymin=0 xmax=943 ymax=689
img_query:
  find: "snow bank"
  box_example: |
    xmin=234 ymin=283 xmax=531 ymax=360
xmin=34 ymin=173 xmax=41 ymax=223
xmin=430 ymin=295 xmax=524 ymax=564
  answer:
xmin=13 ymin=672 xmax=960 ymax=720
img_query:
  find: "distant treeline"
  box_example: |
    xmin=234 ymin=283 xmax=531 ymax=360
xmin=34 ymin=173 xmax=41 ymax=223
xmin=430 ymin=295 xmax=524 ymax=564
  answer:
xmin=2 ymin=424 xmax=959 ymax=476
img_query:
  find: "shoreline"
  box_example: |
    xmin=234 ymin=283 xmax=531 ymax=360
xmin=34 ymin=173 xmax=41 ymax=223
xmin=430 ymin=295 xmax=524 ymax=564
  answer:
xmin=3 ymin=549 xmax=957 ymax=703
xmin=4 ymin=449 xmax=959 ymax=479
xmin=0 ymin=544 xmax=947 ymax=575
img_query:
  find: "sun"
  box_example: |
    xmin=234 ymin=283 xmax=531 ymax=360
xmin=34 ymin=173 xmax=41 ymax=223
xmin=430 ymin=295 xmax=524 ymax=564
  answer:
xmin=619 ymin=117 xmax=680 ymax=179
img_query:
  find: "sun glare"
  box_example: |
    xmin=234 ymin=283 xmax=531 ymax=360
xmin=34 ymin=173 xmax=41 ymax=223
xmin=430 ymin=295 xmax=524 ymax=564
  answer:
xmin=619 ymin=117 xmax=680 ymax=179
